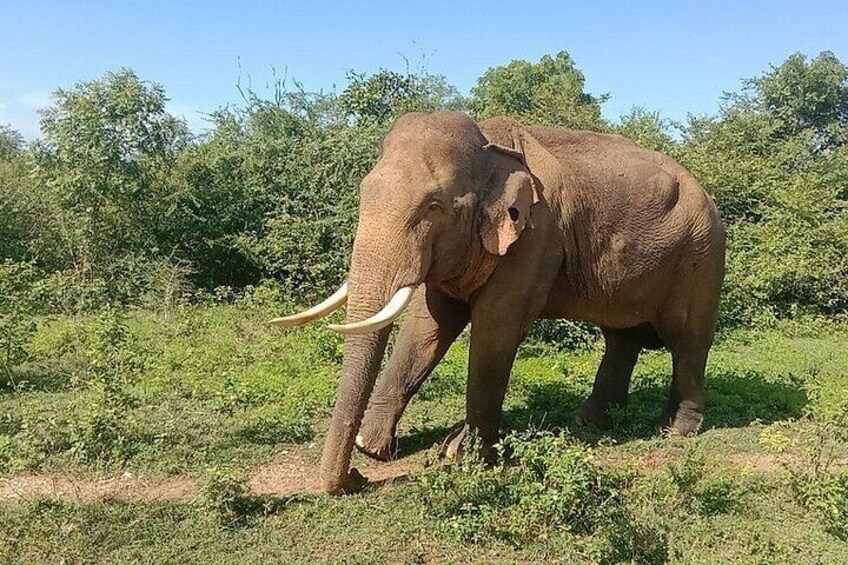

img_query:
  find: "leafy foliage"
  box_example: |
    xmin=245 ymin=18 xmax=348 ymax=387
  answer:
xmin=35 ymin=69 xmax=190 ymax=275
xmin=676 ymin=51 xmax=848 ymax=326
xmin=0 ymin=50 xmax=846 ymax=333
xmin=469 ymin=51 xmax=609 ymax=130
xmin=614 ymin=107 xmax=677 ymax=154
xmin=339 ymin=68 xmax=464 ymax=125
xmin=0 ymin=124 xmax=24 ymax=159
xmin=418 ymin=431 xmax=668 ymax=562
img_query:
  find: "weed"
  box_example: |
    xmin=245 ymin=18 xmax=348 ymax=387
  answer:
xmin=667 ymin=450 xmax=746 ymax=516
xmin=789 ymin=411 xmax=848 ymax=540
xmin=791 ymin=469 xmax=848 ymax=540
xmin=194 ymin=464 xmax=294 ymax=529
xmin=67 ymin=309 xmax=139 ymax=466
xmin=418 ymin=430 xmax=669 ymax=563
xmin=195 ymin=465 xmax=254 ymax=528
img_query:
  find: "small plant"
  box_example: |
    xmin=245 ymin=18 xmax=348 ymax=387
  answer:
xmin=0 ymin=261 xmax=41 ymax=385
xmin=68 ymin=308 xmax=139 ymax=466
xmin=69 ymin=387 xmax=136 ymax=465
xmin=791 ymin=469 xmax=848 ymax=540
xmin=759 ymin=424 xmax=795 ymax=453
xmin=195 ymin=465 xmax=254 ymax=528
xmin=667 ymin=450 xmax=745 ymax=516
xmin=788 ymin=411 xmax=848 ymax=540
xmin=417 ymin=431 xmax=668 ymax=562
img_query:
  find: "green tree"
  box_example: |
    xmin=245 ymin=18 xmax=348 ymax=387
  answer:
xmin=0 ymin=125 xmax=23 ymax=159
xmin=615 ymin=107 xmax=677 ymax=153
xmin=678 ymin=51 xmax=848 ymax=325
xmin=35 ymin=69 xmax=190 ymax=280
xmin=0 ymin=126 xmax=59 ymax=266
xmin=339 ymin=69 xmax=464 ymax=125
xmin=740 ymin=51 xmax=848 ymax=149
xmin=468 ymin=51 xmax=608 ymax=130
xmin=172 ymin=76 xmax=385 ymax=295
xmin=175 ymin=69 xmax=466 ymax=297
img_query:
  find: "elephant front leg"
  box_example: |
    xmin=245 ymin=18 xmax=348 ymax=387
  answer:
xmin=356 ymin=285 xmax=469 ymax=461
xmin=447 ymin=324 xmax=521 ymax=463
xmin=448 ymin=276 xmax=552 ymax=463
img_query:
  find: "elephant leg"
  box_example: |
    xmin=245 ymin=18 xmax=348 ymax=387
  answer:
xmin=445 ymin=310 xmax=525 ymax=463
xmin=658 ymin=272 xmax=720 ymax=436
xmin=576 ymin=326 xmax=642 ymax=430
xmin=662 ymin=344 xmax=709 ymax=435
xmin=356 ymin=284 xmax=469 ymax=461
xmin=447 ymin=272 xmax=555 ymax=462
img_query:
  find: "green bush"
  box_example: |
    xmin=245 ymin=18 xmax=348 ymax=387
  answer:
xmin=791 ymin=470 xmax=848 ymax=540
xmin=0 ymin=51 xmax=846 ymax=332
xmin=667 ymin=451 xmax=745 ymax=516
xmin=195 ymin=465 xmax=254 ymax=528
xmin=526 ymin=319 xmax=600 ymax=351
xmin=0 ymin=261 xmax=40 ymax=373
xmin=67 ymin=309 xmax=141 ymax=465
xmin=417 ymin=431 xmax=668 ymax=562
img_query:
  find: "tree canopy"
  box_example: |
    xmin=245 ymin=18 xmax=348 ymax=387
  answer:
xmin=0 ymin=51 xmax=845 ymax=330
xmin=468 ymin=51 xmax=608 ymax=130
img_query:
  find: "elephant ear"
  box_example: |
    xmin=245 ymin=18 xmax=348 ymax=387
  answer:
xmin=480 ymin=142 xmax=541 ymax=256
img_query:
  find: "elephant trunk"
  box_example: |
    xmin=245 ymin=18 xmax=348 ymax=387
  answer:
xmin=319 ymin=227 xmax=420 ymax=494
xmin=319 ymin=325 xmax=390 ymax=493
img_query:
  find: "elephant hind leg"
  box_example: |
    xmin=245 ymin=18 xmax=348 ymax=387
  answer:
xmin=662 ymin=343 xmax=710 ymax=435
xmin=656 ymin=282 xmax=720 ymax=436
xmin=576 ymin=326 xmax=644 ymax=430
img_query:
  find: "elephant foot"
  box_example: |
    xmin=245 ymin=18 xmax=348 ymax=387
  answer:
xmin=355 ymin=412 xmax=398 ymax=461
xmin=325 ymin=467 xmax=368 ymax=495
xmin=441 ymin=424 xmax=498 ymax=464
xmin=442 ymin=424 xmax=468 ymax=461
xmin=661 ymin=404 xmax=704 ymax=436
xmin=575 ymin=395 xmax=618 ymax=430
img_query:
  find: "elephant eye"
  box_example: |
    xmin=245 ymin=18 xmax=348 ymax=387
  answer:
xmin=426 ymin=199 xmax=446 ymax=214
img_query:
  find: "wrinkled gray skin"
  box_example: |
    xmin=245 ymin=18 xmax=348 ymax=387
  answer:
xmin=319 ymin=112 xmax=725 ymax=494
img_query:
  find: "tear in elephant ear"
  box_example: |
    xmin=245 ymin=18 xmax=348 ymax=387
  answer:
xmin=481 ymin=169 xmax=540 ymax=256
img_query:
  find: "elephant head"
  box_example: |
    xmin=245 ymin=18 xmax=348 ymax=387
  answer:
xmin=272 ymin=111 xmax=541 ymax=493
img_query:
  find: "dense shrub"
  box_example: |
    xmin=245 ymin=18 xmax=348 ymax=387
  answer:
xmin=0 ymin=50 xmax=846 ymax=337
xmin=418 ymin=431 xmax=668 ymax=562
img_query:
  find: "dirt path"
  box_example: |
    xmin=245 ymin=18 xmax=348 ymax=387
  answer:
xmin=2 ymin=449 xmax=843 ymax=504
xmin=0 ymin=450 xmax=424 ymax=504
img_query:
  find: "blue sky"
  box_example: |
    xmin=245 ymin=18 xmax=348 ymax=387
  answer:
xmin=2 ymin=1 xmax=846 ymax=139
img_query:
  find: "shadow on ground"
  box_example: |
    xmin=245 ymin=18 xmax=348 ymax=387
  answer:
xmin=0 ymin=362 xmax=73 ymax=394
xmin=395 ymin=366 xmax=809 ymax=458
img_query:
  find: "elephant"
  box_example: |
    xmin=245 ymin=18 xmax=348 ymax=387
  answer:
xmin=273 ymin=111 xmax=726 ymax=494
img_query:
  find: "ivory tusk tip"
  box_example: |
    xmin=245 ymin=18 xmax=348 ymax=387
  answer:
xmin=267 ymin=281 xmax=349 ymax=329
xmin=268 ymin=317 xmax=305 ymax=327
xmin=327 ymin=324 xmax=374 ymax=335
xmin=325 ymin=285 xmax=416 ymax=335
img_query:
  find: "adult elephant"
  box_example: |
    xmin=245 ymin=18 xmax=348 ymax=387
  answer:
xmin=274 ymin=112 xmax=725 ymax=494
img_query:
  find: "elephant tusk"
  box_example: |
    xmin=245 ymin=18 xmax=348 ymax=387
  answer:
xmin=269 ymin=282 xmax=349 ymax=327
xmin=328 ymin=286 xmax=416 ymax=335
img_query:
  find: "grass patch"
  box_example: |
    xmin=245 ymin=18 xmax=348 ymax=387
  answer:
xmin=1 ymin=305 xmax=847 ymax=562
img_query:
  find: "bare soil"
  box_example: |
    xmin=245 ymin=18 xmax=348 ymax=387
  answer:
xmin=3 ymin=448 xmax=844 ymax=504
xmin=0 ymin=449 xmax=425 ymax=503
